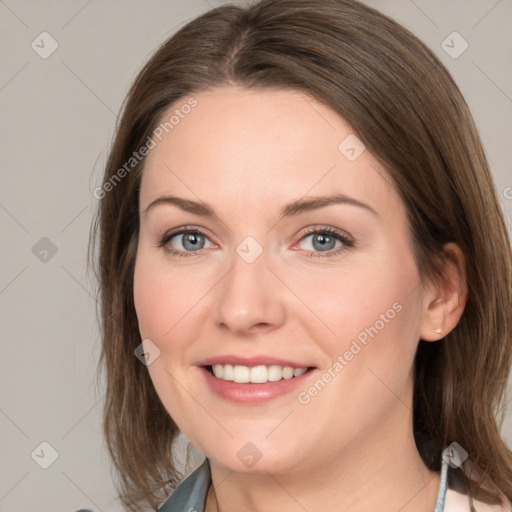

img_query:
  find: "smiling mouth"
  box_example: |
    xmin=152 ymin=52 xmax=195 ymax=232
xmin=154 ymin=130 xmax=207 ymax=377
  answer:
xmin=205 ymin=364 xmax=314 ymax=384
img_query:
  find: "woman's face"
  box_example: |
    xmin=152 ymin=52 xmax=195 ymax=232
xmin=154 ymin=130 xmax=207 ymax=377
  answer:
xmin=134 ymin=85 xmax=431 ymax=474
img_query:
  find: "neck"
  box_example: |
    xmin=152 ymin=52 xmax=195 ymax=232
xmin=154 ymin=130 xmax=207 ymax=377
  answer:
xmin=205 ymin=405 xmax=441 ymax=512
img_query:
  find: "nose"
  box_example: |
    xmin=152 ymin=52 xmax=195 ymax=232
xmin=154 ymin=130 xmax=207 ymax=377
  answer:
xmin=214 ymin=246 xmax=287 ymax=336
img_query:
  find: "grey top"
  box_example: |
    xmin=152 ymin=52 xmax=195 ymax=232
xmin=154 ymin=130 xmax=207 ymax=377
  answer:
xmin=158 ymin=453 xmax=456 ymax=512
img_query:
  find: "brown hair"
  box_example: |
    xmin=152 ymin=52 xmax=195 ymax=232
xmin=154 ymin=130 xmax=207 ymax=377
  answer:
xmin=89 ymin=0 xmax=512 ymax=510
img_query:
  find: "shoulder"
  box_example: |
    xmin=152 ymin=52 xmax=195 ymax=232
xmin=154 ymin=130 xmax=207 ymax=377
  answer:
xmin=445 ymin=487 xmax=511 ymax=512
xmin=444 ymin=457 xmax=511 ymax=512
xmin=158 ymin=458 xmax=211 ymax=512
xmin=472 ymin=492 xmax=512 ymax=512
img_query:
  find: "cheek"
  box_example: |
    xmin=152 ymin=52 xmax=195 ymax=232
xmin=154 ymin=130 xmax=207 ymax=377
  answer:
xmin=293 ymin=261 xmax=422 ymax=438
xmin=132 ymin=251 xmax=189 ymax=356
xmin=133 ymin=250 xmax=200 ymax=425
xmin=133 ymin=248 xmax=202 ymax=341
xmin=133 ymin=247 xmax=220 ymax=377
xmin=133 ymin=256 xmax=168 ymax=340
xmin=295 ymin=261 xmax=418 ymax=343
xmin=294 ymin=245 xmax=423 ymax=387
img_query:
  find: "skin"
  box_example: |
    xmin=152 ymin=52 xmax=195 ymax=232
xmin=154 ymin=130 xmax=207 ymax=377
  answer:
xmin=133 ymin=86 xmax=467 ymax=512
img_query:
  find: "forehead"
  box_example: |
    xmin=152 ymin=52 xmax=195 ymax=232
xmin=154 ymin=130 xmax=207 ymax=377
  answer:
xmin=140 ymin=86 xmax=402 ymax=221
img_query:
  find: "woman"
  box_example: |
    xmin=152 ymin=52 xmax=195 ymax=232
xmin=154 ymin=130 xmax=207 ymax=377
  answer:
xmin=89 ymin=0 xmax=512 ymax=511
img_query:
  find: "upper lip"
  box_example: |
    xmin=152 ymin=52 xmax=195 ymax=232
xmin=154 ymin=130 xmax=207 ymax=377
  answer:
xmin=196 ymin=355 xmax=314 ymax=368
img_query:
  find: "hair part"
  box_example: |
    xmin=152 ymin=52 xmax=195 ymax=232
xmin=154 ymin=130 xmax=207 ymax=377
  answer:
xmin=89 ymin=0 xmax=512 ymax=509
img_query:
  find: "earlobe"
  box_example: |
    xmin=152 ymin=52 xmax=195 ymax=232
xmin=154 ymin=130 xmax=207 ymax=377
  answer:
xmin=419 ymin=242 xmax=468 ymax=342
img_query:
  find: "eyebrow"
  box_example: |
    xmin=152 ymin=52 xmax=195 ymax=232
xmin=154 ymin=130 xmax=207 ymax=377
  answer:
xmin=142 ymin=193 xmax=378 ymax=219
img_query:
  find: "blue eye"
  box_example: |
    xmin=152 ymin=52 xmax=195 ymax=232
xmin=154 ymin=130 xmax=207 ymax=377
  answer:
xmin=158 ymin=226 xmax=353 ymax=258
xmin=159 ymin=228 xmax=213 ymax=257
xmin=297 ymin=227 xmax=353 ymax=258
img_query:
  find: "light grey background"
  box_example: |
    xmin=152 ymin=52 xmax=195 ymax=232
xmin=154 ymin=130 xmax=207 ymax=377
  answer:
xmin=1 ymin=1 xmax=511 ymax=511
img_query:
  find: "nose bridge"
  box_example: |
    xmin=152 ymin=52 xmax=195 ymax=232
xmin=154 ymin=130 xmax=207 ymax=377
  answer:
xmin=214 ymin=238 xmax=286 ymax=334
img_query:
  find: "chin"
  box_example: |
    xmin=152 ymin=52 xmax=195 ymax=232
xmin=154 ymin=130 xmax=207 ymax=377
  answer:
xmin=205 ymin=440 xmax=307 ymax=475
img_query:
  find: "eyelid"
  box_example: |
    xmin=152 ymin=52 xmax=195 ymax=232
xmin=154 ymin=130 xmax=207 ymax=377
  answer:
xmin=157 ymin=225 xmax=215 ymax=248
xmin=296 ymin=225 xmax=354 ymax=243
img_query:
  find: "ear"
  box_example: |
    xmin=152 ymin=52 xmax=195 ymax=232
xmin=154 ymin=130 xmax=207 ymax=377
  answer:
xmin=419 ymin=242 xmax=468 ymax=342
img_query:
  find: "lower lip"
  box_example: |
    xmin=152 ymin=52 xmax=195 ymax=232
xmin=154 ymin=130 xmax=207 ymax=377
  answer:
xmin=198 ymin=366 xmax=316 ymax=404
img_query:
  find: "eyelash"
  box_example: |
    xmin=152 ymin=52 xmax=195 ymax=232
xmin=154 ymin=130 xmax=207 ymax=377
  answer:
xmin=157 ymin=225 xmax=354 ymax=259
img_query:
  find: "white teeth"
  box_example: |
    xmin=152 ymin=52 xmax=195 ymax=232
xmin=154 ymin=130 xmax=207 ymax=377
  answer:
xmin=282 ymin=366 xmax=294 ymax=379
xmin=213 ymin=364 xmax=224 ymax=379
xmin=268 ymin=365 xmax=283 ymax=382
xmin=223 ymin=364 xmax=234 ymax=381
xmin=250 ymin=365 xmax=268 ymax=383
xmin=210 ymin=364 xmax=308 ymax=383
xmin=233 ymin=365 xmax=250 ymax=383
